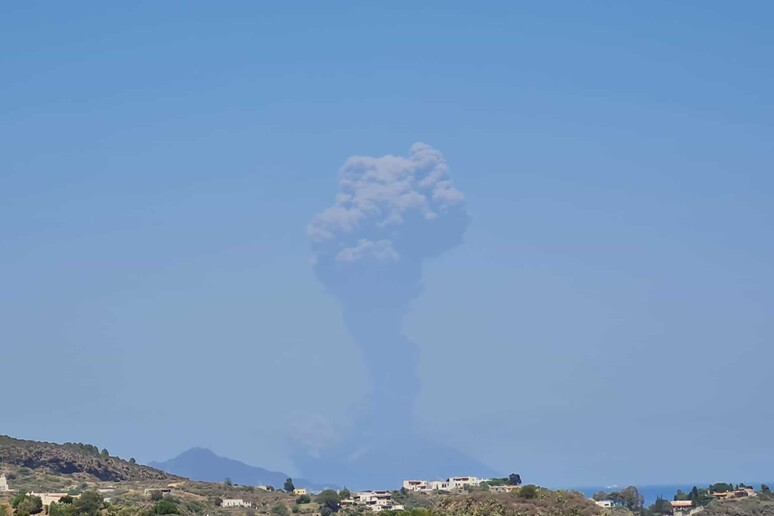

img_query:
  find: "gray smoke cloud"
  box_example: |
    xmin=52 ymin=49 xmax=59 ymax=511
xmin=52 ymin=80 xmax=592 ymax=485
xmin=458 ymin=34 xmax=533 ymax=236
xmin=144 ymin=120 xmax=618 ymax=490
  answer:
xmin=308 ymin=142 xmax=469 ymax=435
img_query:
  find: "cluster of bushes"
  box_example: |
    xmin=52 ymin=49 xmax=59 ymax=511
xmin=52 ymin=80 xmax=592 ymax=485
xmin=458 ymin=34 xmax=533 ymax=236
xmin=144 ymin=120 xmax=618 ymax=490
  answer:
xmin=11 ymin=492 xmax=106 ymax=516
xmin=274 ymin=488 xmax=348 ymax=516
xmin=484 ymin=474 xmax=524 ymax=487
xmin=10 ymin=494 xmax=43 ymax=516
xmin=48 ymin=491 xmax=104 ymax=516
xmin=9 ymin=490 xmax=187 ymax=516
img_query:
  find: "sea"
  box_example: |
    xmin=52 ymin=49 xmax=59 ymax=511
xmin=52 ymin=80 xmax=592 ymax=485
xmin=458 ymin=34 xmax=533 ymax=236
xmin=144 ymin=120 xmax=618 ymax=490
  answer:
xmin=570 ymin=483 xmax=773 ymax=506
xmin=573 ymin=485 xmax=697 ymax=505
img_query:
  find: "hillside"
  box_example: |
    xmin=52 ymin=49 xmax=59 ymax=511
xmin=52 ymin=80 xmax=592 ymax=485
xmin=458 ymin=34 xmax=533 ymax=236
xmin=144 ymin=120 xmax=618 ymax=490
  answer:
xmin=150 ymin=448 xmax=334 ymax=491
xmin=700 ymin=495 xmax=774 ymax=516
xmin=432 ymin=489 xmax=605 ymax=516
xmin=0 ymin=435 xmax=177 ymax=483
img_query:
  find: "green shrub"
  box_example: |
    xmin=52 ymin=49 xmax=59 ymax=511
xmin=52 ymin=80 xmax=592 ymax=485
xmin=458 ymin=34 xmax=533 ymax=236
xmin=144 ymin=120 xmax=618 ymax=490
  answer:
xmin=152 ymin=499 xmax=179 ymax=515
xmin=519 ymin=485 xmax=539 ymax=499
xmin=73 ymin=491 xmax=104 ymax=516
xmin=11 ymin=494 xmax=43 ymax=515
xmin=272 ymin=505 xmax=289 ymax=516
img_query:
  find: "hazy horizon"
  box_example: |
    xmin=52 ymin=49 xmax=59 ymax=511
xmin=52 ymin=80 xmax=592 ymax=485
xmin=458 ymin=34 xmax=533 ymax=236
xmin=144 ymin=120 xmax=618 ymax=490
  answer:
xmin=2 ymin=1 xmax=773 ymax=488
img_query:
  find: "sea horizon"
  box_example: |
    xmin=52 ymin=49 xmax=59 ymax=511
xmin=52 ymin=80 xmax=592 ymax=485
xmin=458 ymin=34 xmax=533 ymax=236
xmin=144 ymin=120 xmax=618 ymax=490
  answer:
xmin=570 ymin=483 xmax=773 ymax=506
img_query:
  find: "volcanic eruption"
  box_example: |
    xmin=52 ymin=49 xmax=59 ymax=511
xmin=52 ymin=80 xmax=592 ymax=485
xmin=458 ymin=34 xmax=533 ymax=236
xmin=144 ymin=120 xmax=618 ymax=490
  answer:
xmin=298 ymin=143 xmax=496 ymax=487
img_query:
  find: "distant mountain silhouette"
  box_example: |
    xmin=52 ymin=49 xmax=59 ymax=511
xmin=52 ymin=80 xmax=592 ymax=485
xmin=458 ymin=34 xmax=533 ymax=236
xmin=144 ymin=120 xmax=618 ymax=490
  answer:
xmin=293 ymin=432 xmax=501 ymax=491
xmin=148 ymin=448 xmax=333 ymax=491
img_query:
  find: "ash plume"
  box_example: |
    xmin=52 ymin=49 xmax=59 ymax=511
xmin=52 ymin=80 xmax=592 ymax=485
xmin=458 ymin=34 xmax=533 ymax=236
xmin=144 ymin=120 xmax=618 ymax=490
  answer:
xmin=308 ymin=142 xmax=469 ymax=435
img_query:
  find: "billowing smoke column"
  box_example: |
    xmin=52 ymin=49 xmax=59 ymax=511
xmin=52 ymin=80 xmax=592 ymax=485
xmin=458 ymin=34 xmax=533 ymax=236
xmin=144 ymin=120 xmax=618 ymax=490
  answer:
xmin=308 ymin=142 xmax=469 ymax=440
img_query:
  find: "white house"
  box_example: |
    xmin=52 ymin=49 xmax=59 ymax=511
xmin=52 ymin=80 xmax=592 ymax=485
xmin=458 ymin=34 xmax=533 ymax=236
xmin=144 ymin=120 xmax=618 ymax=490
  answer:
xmin=29 ymin=493 xmax=73 ymax=507
xmin=449 ymin=477 xmax=483 ymax=490
xmin=402 ymin=480 xmax=428 ymax=491
xmin=222 ymin=499 xmax=252 ymax=508
xmin=490 ymin=485 xmax=520 ymax=494
xmin=0 ymin=474 xmax=11 ymax=492
xmin=341 ymin=491 xmax=405 ymax=513
xmin=403 ymin=476 xmax=484 ymax=493
xmin=144 ymin=488 xmax=175 ymax=497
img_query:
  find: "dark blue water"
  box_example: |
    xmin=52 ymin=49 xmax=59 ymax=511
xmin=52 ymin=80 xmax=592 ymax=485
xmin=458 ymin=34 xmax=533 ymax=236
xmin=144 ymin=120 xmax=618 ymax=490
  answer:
xmin=574 ymin=485 xmax=697 ymax=505
xmin=571 ymin=483 xmax=773 ymax=506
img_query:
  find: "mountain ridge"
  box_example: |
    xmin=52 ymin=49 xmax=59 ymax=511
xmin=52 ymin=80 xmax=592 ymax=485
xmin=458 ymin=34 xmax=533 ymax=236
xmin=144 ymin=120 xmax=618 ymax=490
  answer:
xmin=148 ymin=447 xmax=335 ymax=491
xmin=0 ymin=434 xmax=177 ymax=482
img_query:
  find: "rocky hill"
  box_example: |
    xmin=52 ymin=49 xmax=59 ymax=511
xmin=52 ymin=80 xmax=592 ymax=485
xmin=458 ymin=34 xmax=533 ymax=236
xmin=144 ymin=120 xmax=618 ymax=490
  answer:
xmin=433 ymin=488 xmax=604 ymax=516
xmin=700 ymin=495 xmax=774 ymax=516
xmin=0 ymin=435 xmax=177 ymax=482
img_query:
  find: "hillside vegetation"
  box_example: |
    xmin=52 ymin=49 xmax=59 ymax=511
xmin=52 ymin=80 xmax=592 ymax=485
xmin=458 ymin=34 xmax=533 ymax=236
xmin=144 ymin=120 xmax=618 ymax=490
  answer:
xmin=700 ymin=495 xmax=774 ymax=516
xmin=0 ymin=436 xmax=176 ymax=483
xmin=5 ymin=435 xmax=772 ymax=516
xmin=430 ymin=488 xmax=604 ymax=516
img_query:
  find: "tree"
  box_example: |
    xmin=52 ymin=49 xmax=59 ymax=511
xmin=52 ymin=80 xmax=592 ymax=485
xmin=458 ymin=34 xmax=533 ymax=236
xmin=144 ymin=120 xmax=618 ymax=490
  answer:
xmin=508 ymin=473 xmax=523 ymax=486
xmin=486 ymin=478 xmax=508 ymax=487
xmin=688 ymin=486 xmax=712 ymax=507
xmin=593 ymin=492 xmax=609 ymax=502
xmin=149 ymin=490 xmax=164 ymax=502
xmin=73 ymin=491 xmax=103 ymax=516
xmin=295 ymin=495 xmax=311 ymax=504
xmin=338 ymin=488 xmax=351 ymax=500
xmin=519 ymin=485 xmax=539 ymax=500
xmin=648 ymin=496 xmax=673 ymax=516
xmin=100 ymin=449 xmax=109 ymax=457
xmin=284 ymin=478 xmax=295 ymax=493
xmin=616 ymin=486 xmax=644 ymax=512
xmin=316 ymin=490 xmax=340 ymax=513
xmin=224 ymin=477 xmax=233 ymax=487
xmin=48 ymin=503 xmax=74 ymax=516
xmin=129 ymin=458 xmax=136 ymax=464
xmin=710 ymin=483 xmax=734 ymax=494
xmin=761 ymin=484 xmax=771 ymax=493
xmin=11 ymin=494 xmax=43 ymax=516
xmin=58 ymin=496 xmax=74 ymax=505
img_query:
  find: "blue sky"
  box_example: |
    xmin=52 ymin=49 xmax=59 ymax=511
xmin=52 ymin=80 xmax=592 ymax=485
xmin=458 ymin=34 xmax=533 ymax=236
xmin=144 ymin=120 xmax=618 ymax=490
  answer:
xmin=2 ymin=1 xmax=773 ymax=487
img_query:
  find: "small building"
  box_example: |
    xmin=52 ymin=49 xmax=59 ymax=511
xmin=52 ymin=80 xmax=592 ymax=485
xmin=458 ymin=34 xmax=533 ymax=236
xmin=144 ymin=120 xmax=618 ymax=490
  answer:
xmin=595 ymin=500 xmax=615 ymax=509
xmin=671 ymin=500 xmax=694 ymax=514
xmin=293 ymin=488 xmax=308 ymax=496
xmin=449 ymin=476 xmax=482 ymax=489
xmin=144 ymin=488 xmax=175 ymax=497
xmin=222 ymin=499 xmax=252 ymax=508
xmin=342 ymin=491 xmax=404 ymax=513
xmin=0 ymin=474 xmax=11 ymax=492
xmin=29 ymin=493 xmax=72 ymax=507
xmin=403 ymin=476 xmax=482 ymax=493
xmin=712 ymin=488 xmax=757 ymax=500
xmin=490 ymin=485 xmax=520 ymax=494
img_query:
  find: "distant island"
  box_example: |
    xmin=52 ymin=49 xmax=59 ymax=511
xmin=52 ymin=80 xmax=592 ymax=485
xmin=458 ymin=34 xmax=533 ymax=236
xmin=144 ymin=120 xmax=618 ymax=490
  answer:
xmin=149 ymin=448 xmax=334 ymax=492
